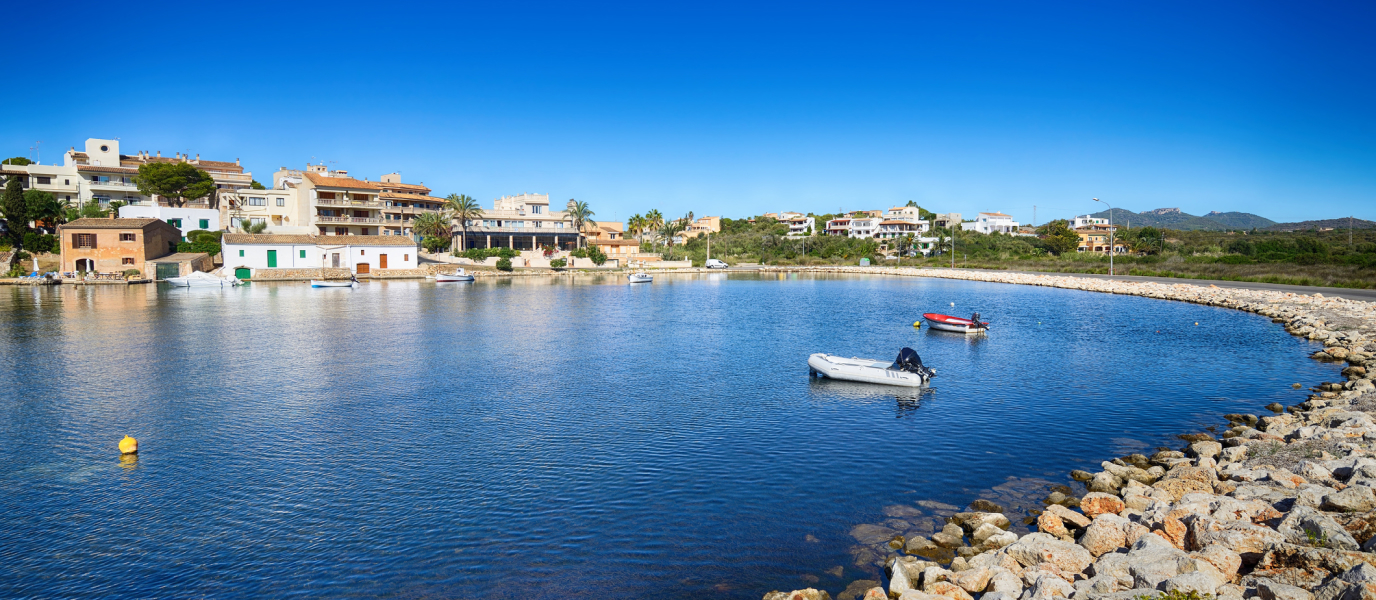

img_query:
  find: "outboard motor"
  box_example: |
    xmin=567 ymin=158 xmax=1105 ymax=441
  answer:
xmin=970 ymin=312 xmax=987 ymax=330
xmin=893 ymin=347 xmax=936 ymax=379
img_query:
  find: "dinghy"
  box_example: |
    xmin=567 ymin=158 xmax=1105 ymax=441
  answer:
xmin=436 ymin=269 xmax=475 ymax=282
xmin=628 ymin=272 xmax=653 ymax=283
xmin=807 ymin=347 xmax=936 ymax=387
xmin=166 ymin=272 xmax=240 ymax=287
xmin=923 ymin=312 xmax=989 ymax=334
xmin=311 ymin=278 xmax=357 ymax=288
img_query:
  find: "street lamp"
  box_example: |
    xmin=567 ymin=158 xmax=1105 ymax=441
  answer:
xmin=1093 ymin=198 xmax=1114 ymax=276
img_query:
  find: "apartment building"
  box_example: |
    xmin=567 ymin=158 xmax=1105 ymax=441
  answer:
xmin=961 ymin=212 xmax=1020 ymax=234
xmin=784 ymin=215 xmax=815 ymax=237
xmin=883 ymin=206 xmax=931 ymax=233
xmin=930 ymin=212 xmax=962 ymax=229
xmin=459 ymin=193 xmax=580 ymax=250
xmin=220 ymin=186 xmax=312 ymax=235
xmin=1075 ymin=223 xmax=1124 ymax=253
xmin=222 ymin=234 xmax=418 ymax=277
xmin=270 ymin=164 xmax=446 ymax=237
xmin=1072 ymin=215 xmax=1109 ymax=229
xmin=848 ymin=216 xmax=880 ymax=238
xmin=0 ymin=138 xmax=252 ymax=215
xmin=825 ymin=217 xmax=851 ymax=236
xmin=679 ymin=216 xmax=721 ymax=240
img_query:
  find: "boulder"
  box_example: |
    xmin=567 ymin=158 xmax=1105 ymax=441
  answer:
xmin=1252 ymin=542 xmax=1376 ymax=589
xmin=1277 ymin=506 xmax=1361 ymax=551
xmin=1079 ymin=493 xmax=1126 ymax=519
xmin=763 ymin=589 xmax=832 ymax=600
xmin=923 ymin=580 xmax=973 ymax=600
xmin=1323 ymin=486 xmax=1376 ymax=513
xmin=1186 ymin=514 xmax=1286 ymax=561
xmin=1154 ymin=470 xmax=1218 ymax=502
xmin=888 ymin=558 xmax=925 ymax=596
xmin=1079 ymin=514 xmax=1130 ymax=557
xmin=985 ymin=568 xmax=1023 ymax=595
xmin=968 ymin=499 xmax=1004 ymax=513
xmin=1037 ymin=512 xmax=1072 ymax=541
xmin=1196 ymin=544 xmax=1243 ymax=582
xmin=1024 ymin=571 xmax=1074 ymax=599
xmin=971 ymin=523 xmax=1004 ymax=546
xmin=1126 ymin=534 xmax=1194 ymax=590
xmin=1087 ymin=471 xmax=1123 ymax=494
xmin=1256 ymin=579 xmax=1316 ymax=600
xmin=1191 ymin=441 xmax=1224 ymax=460
xmin=1044 ymin=504 xmax=1091 ymax=528
xmin=850 ymin=523 xmax=900 ymax=545
xmin=1330 ymin=511 xmax=1376 ymax=545
xmin=895 ymin=592 xmax=945 ymax=600
xmin=1312 ymin=563 xmax=1376 ymax=600
xmin=952 ymin=512 xmax=1010 ymax=532
xmin=982 ymin=531 xmax=1018 ymax=550
xmin=1165 ymin=570 xmax=1224 ymax=595
xmin=1006 ymin=532 xmax=1093 ymax=575
xmin=950 ymin=566 xmax=992 ymax=593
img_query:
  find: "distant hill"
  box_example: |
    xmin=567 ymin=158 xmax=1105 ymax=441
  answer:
xmin=1085 ymin=207 xmax=1275 ymax=231
xmin=1265 ymin=218 xmax=1376 ymax=232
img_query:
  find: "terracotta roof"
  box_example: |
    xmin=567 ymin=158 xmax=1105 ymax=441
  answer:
xmin=980 ymin=212 xmax=1013 ymax=218
xmin=77 ymin=165 xmax=139 ymax=173
xmin=223 ymin=234 xmax=418 ymax=247
xmin=378 ymin=182 xmax=430 ymax=193
xmin=60 ymin=218 xmax=170 ymax=230
xmin=302 ymin=172 xmax=382 ymax=190
xmin=123 ymin=156 xmax=245 ymax=173
xmin=380 ymin=192 xmax=446 ymax=202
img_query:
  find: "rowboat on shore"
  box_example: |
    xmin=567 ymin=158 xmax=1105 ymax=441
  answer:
xmin=923 ymin=312 xmax=989 ymax=334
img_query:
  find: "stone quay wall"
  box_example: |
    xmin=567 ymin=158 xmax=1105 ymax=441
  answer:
xmin=757 ymin=266 xmax=1376 ymax=600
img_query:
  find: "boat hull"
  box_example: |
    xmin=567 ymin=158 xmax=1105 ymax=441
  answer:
xmin=436 ymin=274 xmax=474 ymax=282
xmin=311 ymin=280 xmax=356 ymax=288
xmin=628 ymin=274 xmax=653 ymax=283
xmin=923 ymin=313 xmax=989 ymax=334
xmin=807 ymin=353 xmax=930 ymax=387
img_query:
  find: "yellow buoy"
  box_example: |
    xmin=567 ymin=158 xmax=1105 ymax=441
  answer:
xmin=913 ymin=321 xmax=922 ymax=328
xmin=119 ymin=435 xmax=138 ymax=455
xmin=1195 ymin=322 xmax=1199 ymax=326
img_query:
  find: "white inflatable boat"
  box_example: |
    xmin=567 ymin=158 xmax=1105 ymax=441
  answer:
xmin=808 ymin=347 xmax=936 ymax=387
xmin=166 ymin=272 xmax=240 ymax=287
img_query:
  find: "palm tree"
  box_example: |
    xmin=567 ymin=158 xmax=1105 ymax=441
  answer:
xmin=412 ymin=211 xmax=451 ymax=240
xmin=645 ymin=209 xmax=664 ymax=251
xmin=239 ymin=218 xmax=268 ymax=234
xmin=628 ymin=214 xmax=646 ymax=245
xmin=659 ymin=218 xmax=686 ymax=248
xmin=444 ymin=194 xmax=484 ymax=251
xmin=565 ymin=199 xmax=596 ymax=249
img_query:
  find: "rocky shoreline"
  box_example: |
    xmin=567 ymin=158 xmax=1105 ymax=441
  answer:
xmin=760 ymin=267 xmax=1376 ymax=600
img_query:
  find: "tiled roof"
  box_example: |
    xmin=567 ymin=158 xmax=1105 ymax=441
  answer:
xmin=378 ymin=182 xmax=430 ymax=193
xmin=149 ymin=252 xmax=212 ymax=262
xmin=380 ymin=192 xmax=446 ymax=202
xmin=77 ymin=165 xmax=139 ymax=173
xmin=223 ymin=234 xmax=418 ymax=247
xmin=60 ymin=218 xmax=168 ymax=229
xmin=123 ymin=156 xmax=245 ymax=173
xmin=980 ymin=212 xmax=1012 ymax=217
xmin=302 ymin=172 xmax=382 ymax=190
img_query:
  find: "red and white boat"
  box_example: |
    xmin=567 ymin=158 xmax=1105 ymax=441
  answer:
xmin=923 ymin=312 xmax=990 ymax=334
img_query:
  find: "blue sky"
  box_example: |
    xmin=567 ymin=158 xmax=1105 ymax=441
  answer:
xmin=2 ymin=1 xmax=1372 ymax=225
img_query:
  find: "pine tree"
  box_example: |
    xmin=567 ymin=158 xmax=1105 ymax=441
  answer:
xmin=1 ymin=175 xmax=28 ymax=246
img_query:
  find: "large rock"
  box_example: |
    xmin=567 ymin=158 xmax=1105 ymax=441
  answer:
xmin=923 ymin=580 xmax=973 ymax=600
xmin=1277 ymin=506 xmax=1361 ymax=551
xmin=1190 ymin=441 xmax=1224 ymax=460
xmin=982 ymin=531 xmax=1018 ymax=550
xmin=1087 ymin=471 xmax=1123 ymax=494
xmin=1324 ymin=486 xmax=1376 ymax=513
xmin=1079 ymin=514 xmax=1130 ymax=557
xmin=1024 ymin=571 xmax=1074 ymax=599
xmin=1126 ymin=533 xmax=1194 ymax=590
xmin=950 ymin=566 xmax=992 ymax=594
xmin=888 ymin=558 xmax=927 ymax=596
xmin=763 ymin=589 xmax=832 ymax=600
xmin=1153 ymin=465 xmax=1220 ymax=501
xmin=1186 ymin=514 xmax=1286 ymax=561
xmin=952 ymin=512 xmax=1010 ymax=532
xmin=1045 ymin=504 xmax=1091 ymax=528
xmin=971 ymin=523 xmax=1005 ymax=546
xmin=1166 ymin=570 xmax=1224 ymax=595
xmin=1037 ymin=512 xmax=1072 ymax=541
xmin=1079 ymin=493 xmax=1126 ymax=519
xmin=1256 ymin=579 xmax=1316 ymax=600
xmin=1312 ymin=563 xmax=1376 ymax=600
xmin=985 ymin=568 xmax=1023 ymax=595
xmin=1252 ymin=542 xmax=1376 ymax=589
xmin=850 ymin=523 xmax=900 ymax=545
xmin=1006 ymin=533 xmax=1093 ymax=575
xmin=1196 ymin=544 xmax=1243 ymax=582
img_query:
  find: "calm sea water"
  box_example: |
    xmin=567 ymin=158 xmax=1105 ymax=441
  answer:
xmin=0 ymin=273 xmax=1338 ymax=598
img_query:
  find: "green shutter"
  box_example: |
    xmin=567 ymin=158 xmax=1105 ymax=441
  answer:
xmin=199 ymin=219 xmax=209 ymax=229
xmin=300 ymin=250 xmax=306 ymax=258
xmin=267 ymin=250 xmax=277 ymax=268
xmin=239 ymin=250 xmax=244 ymax=257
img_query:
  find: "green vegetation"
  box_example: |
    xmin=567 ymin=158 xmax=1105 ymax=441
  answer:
xmin=1 ymin=157 xmax=33 ymax=166
xmin=250 ymin=180 xmax=266 ymax=190
xmin=123 ymin=269 xmax=142 ymax=278
xmin=238 ymin=219 xmax=268 ymax=234
xmin=570 ymin=245 xmax=607 ymax=266
xmin=2 ymin=175 xmax=27 ymax=245
xmin=566 ymin=200 xmax=596 ymax=248
xmin=549 ymin=258 xmax=567 ymax=269
xmin=422 ymin=236 xmax=450 ymax=253
xmin=134 ymin=162 xmax=216 ymax=208
xmin=187 ymin=230 xmax=223 ymax=243
xmin=457 ymin=247 xmax=520 ymax=261
xmin=1133 ymin=590 xmax=1213 ymax=600
xmin=446 ymin=194 xmax=483 ymax=251
xmin=177 ymin=240 xmax=222 ymax=255
xmin=495 ymin=257 xmax=513 ymax=272
xmin=21 ymin=232 xmax=56 ymax=254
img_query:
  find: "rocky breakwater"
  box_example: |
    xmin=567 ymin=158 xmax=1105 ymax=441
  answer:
xmin=764 ymin=272 xmax=1376 ymax=599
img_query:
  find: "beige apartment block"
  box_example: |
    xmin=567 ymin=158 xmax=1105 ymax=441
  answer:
xmin=273 ymin=164 xmax=446 ymax=237
xmin=460 ymin=193 xmax=582 ymax=251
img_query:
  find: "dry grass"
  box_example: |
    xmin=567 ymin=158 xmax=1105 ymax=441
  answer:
xmin=905 ymin=258 xmax=1376 ymax=289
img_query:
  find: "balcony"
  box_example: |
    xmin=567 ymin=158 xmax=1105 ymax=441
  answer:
xmin=89 ymin=179 xmax=138 ymax=188
xmin=317 ymin=198 xmax=382 ymax=208
xmin=318 ymin=216 xmax=383 ymax=224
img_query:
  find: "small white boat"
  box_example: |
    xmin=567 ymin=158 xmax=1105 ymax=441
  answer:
xmin=923 ymin=312 xmax=989 ymax=334
xmin=436 ymin=269 xmax=475 ymax=282
xmin=628 ymin=272 xmax=653 ymax=284
xmin=311 ymin=279 xmax=357 ymax=288
xmin=808 ymin=348 xmax=935 ymax=387
xmin=167 ymin=271 xmax=240 ymax=287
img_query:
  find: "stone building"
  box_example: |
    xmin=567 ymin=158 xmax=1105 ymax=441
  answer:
xmin=58 ymin=218 xmax=182 ymax=274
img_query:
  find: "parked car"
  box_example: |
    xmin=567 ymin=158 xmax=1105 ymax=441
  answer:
xmin=705 ymin=259 xmax=728 ymax=269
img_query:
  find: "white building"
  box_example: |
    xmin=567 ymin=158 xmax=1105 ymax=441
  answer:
xmin=784 ymin=215 xmax=815 ymax=236
xmin=848 ymin=216 xmax=880 ymax=238
xmin=461 ymin=193 xmax=580 ymax=250
xmin=1072 ymin=215 xmax=1109 ymax=229
xmin=824 ymin=217 xmax=851 ymax=236
xmin=961 ymin=212 xmax=1020 ymax=234
xmin=883 ymin=206 xmax=931 ymax=233
xmin=221 ymin=234 xmax=419 ymax=277
xmin=118 ymin=205 xmax=222 ymax=239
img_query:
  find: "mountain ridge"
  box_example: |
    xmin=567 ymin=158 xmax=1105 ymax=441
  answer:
xmin=1082 ymin=208 xmax=1276 ymax=231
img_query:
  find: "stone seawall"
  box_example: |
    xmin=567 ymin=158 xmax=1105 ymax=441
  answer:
xmin=246 ymin=268 xmax=353 ymax=281
xmin=757 ymin=266 xmax=1376 ymax=600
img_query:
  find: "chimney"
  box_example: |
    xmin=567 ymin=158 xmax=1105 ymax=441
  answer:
xmin=195 ymin=153 xmax=200 ymax=161
xmin=156 ymin=150 xmax=161 ymax=157
xmin=236 ymin=158 xmax=240 ymax=166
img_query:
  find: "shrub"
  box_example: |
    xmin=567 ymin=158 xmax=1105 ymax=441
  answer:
xmin=122 ymin=269 xmax=141 ymax=277
xmin=13 ymin=250 xmax=30 ymax=261
xmin=549 ymin=258 xmax=567 ymax=269
xmin=496 ymin=257 xmax=513 ymax=271
xmin=458 ymin=247 xmax=519 ymax=261
xmin=422 ymin=236 xmax=451 ymax=253
xmin=1216 ymin=254 xmax=1252 ymax=265
xmin=187 ymin=230 xmax=223 ymax=243
xmin=177 ymin=241 xmax=222 ymax=256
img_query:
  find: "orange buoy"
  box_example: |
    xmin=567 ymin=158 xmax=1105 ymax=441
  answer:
xmin=119 ymin=435 xmax=138 ymax=455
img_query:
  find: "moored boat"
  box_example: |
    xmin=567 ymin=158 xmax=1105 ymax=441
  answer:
xmin=436 ymin=269 xmax=475 ymax=282
xmin=311 ymin=278 xmax=357 ymax=288
xmin=923 ymin=312 xmax=989 ymax=334
xmin=166 ymin=272 xmax=240 ymax=287
xmin=628 ymin=272 xmax=653 ymax=283
xmin=807 ymin=347 xmax=936 ymax=387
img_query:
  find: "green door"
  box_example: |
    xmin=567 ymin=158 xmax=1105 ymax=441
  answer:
xmin=155 ymin=263 xmax=179 ymax=280
xmin=267 ymin=250 xmax=277 ymax=268
xmin=235 ymin=267 xmax=251 ymax=280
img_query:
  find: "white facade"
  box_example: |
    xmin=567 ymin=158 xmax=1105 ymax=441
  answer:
xmin=961 ymin=212 xmax=1020 ymax=234
xmin=785 ymin=216 xmax=816 ymax=236
xmin=119 ymin=205 xmax=222 ymax=239
xmin=1073 ymin=215 xmax=1109 ymax=228
xmin=849 ymin=217 xmax=880 ymax=238
xmin=222 ymin=234 xmax=419 ymax=275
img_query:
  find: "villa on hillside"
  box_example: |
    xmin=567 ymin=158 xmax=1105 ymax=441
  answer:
xmin=962 ymin=212 xmax=1020 ymax=234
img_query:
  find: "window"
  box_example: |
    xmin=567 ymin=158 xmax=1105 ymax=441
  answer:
xmin=532 ymin=205 xmax=542 ymax=214
xmin=249 ymin=197 xmax=266 ymax=206
xmin=122 ymin=257 xmax=135 ymax=265
xmin=167 ymin=219 xmax=182 ymax=228
xmin=276 ymin=198 xmax=285 ymax=207
xmin=64 ymin=179 xmax=70 ymax=185
xmin=119 ymin=233 xmax=136 ymax=242
xmin=300 ymin=250 xmax=306 ymax=258
xmin=239 ymin=250 xmax=245 ymax=257
xmin=335 ymin=227 xmax=347 ymax=235
xmin=199 ymin=219 xmax=209 ymax=229
xmin=360 ymin=249 xmax=366 ymax=255
xmin=36 ymin=176 xmax=51 ymax=185
xmin=404 ymin=254 xmax=409 ymax=261
xmin=73 ymin=233 xmax=96 ymax=248
xmin=250 ymin=218 xmax=265 ymax=226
